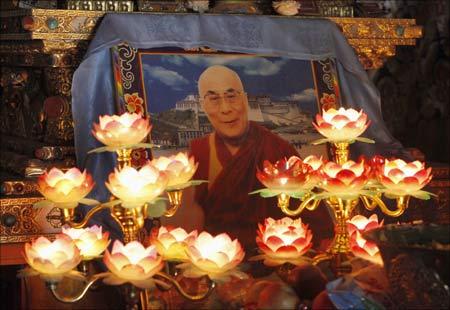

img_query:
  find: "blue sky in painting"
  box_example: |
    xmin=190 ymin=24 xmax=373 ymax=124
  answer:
xmin=139 ymin=54 xmax=317 ymax=114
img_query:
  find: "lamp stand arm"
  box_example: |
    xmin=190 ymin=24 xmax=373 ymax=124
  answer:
xmin=47 ymin=272 xmax=109 ymax=303
xmin=63 ymin=204 xmax=112 ymax=228
xmin=153 ymin=272 xmax=216 ymax=301
xmin=277 ymin=193 xmax=321 ymax=217
xmin=64 ymin=203 xmax=139 ymax=242
xmin=361 ymin=194 xmax=410 ymax=217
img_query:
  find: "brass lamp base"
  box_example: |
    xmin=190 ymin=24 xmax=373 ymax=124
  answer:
xmin=313 ymin=252 xmax=354 ymax=276
xmin=116 ymin=148 xmax=133 ymax=169
xmin=314 ymin=197 xmax=358 ymax=275
xmin=165 ymin=190 xmax=183 ymax=217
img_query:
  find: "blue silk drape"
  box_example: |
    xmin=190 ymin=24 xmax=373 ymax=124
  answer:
xmin=71 ymin=13 xmax=408 ymax=233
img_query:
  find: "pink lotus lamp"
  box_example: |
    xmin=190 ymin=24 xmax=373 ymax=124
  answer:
xmin=22 ymin=235 xmax=81 ymax=281
xmin=62 ymin=225 xmax=110 ymax=260
xmin=103 ymin=240 xmax=164 ymax=289
xmin=255 ymin=217 xmax=313 ymax=266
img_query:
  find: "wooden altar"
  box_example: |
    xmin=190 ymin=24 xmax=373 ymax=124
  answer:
xmin=1 ymin=7 xmax=441 ymax=248
xmin=1 ymin=5 xmax=449 ymax=310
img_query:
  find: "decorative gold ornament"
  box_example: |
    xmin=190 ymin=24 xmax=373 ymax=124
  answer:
xmin=165 ymin=190 xmax=183 ymax=217
xmin=1 ymin=10 xmax=422 ymax=69
xmin=67 ymin=1 xmax=134 ymax=12
xmin=0 ymin=197 xmax=60 ymax=243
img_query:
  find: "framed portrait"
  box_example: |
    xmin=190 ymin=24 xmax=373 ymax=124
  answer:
xmin=111 ymin=43 xmax=341 ymax=164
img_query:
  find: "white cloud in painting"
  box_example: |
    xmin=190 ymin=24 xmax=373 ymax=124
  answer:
xmin=143 ymin=64 xmax=189 ymax=90
xmin=164 ymin=56 xmax=184 ymax=66
xmin=181 ymin=55 xmax=287 ymax=76
xmin=180 ymin=55 xmax=240 ymax=67
xmin=284 ymin=88 xmax=316 ymax=102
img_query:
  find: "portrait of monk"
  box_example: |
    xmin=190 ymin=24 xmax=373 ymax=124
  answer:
xmin=165 ymin=65 xmax=333 ymax=250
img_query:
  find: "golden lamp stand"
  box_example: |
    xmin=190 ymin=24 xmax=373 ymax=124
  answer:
xmin=54 ymin=148 xmax=210 ymax=309
xmin=277 ymin=142 xmax=411 ymax=275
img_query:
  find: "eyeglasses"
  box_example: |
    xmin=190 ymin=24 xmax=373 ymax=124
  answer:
xmin=203 ymin=90 xmax=244 ymax=110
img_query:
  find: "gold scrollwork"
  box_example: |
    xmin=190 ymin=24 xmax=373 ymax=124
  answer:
xmin=0 ymin=197 xmax=43 ymax=242
xmin=46 ymin=207 xmax=63 ymax=228
xmin=318 ymin=59 xmax=334 ymax=91
xmin=331 ymin=17 xmax=422 ymax=39
xmin=117 ymin=43 xmax=137 ymax=90
xmin=347 ymin=38 xmax=399 ymax=69
xmin=57 ymin=117 xmax=75 ymax=141
xmin=44 ymin=67 xmax=74 ymax=97
xmin=0 ymin=233 xmax=56 ymax=244
xmin=1 ymin=10 xmax=422 ymax=71
xmin=1 ymin=181 xmax=39 ymax=196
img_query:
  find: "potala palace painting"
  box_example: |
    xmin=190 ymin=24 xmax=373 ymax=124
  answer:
xmin=138 ymin=53 xmax=327 ymax=158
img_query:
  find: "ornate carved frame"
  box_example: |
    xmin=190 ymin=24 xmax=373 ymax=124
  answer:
xmin=111 ymin=43 xmax=342 ymax=163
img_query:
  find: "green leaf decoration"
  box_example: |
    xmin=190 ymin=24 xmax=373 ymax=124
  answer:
xmin=359 ymin=190 xmax=379 ymax=197
xmin=88 ymin=143 xmax=160 ymax=154
xmin=313 ymin=192 xmax=334 ymax=200
xmin=153 ymin=197 xmax=169 ymax=203
xmin=383 ymin=192 xmax=400 ymax=200
xmin=101 ymin=200 xmax=122 ymax=207
xmin=165 ymin=183 xmax=190 ymax=191
xmin=249 ymin=188 xmax=306 ymax=198
xmin=260 ymin=190 xmax=281 ymax=198
xmin=166 ymin=180 xmax=208 ymax=191
xmin=132 ymin=142 xmax=159 ymax=149
xmin=290 ymin=191 xmax=307 ymax=199
xmin=412 ymin=192 xmax=430 ymax=200
xmin=147 ymin=199 xmax=167 ymax=218
xmin=249 ymin=188 xmax=266 ymax=195
xmin=79 ymin=198 xmax=100 ymax=206
xmin=365 ymin=182 xmax=384 ymax=190
xmin=355 ymin=137 xmax=375 ymax=144
xmin=188 ymin=180 xmax=208 ymax=187
xmin=33 ymin=200 xmax=54 ymax=209
xmin=311 ymin=138 xmax=330 ymax=145
xmin=88 ymin=146 xmax=116 ymax=154
xmin=411 ymin=190 xmax=436 ymax=200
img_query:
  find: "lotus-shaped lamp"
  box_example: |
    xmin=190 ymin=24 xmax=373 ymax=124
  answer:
xmin=186 ymin=232 xmax=245 ymax=277
xmin=273 ymin=0 xmax=301 ymax=16
xmin=378 ymin=159 xmax=432 ymax=197
xmin=256 ymin=217 xmax=312 ymax=266
xmin=152 ymin=226 xmax=198 ymax=261
xmin=62 ymin=225 xmax=110 ymax=260
xmin=359 ymin=155 xmax=385 ymax=184
xmin=349 ymin=230 xmax=383 ymax=265
xmin=347 ymin=214 xmax=383 ymax=236
xmin=105 ymin=163 xmax=168 ymax=208
xmin=313 ymin=108 xmax=370 ymax=143
xmin=303 ymin=155 xmax=325 ymax=185
xmin=347 ymin=214 xmax=383 ymax=265
xmin=257 ymin=156 xmax=320 ymax=193
xmin=103 ymin=240 xmax=164 ymax=288
xmin=320 ymin=160 xmax=369 ymax=199
xmin=24 ymin=235 xmax=81 ymax=280
xmin=92 ymin=112 xmax=151 ymax=147
xmin=37 ymin=167 xmax=94 ymax=208
xmin=151 ymin=152 xmax=198 ymax=189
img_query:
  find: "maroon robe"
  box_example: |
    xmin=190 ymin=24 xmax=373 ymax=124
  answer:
xmin=190 ymin=122 xmax=333 ymax=249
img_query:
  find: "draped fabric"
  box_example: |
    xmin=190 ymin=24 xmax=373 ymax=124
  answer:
xmin=71 ymin=13 xmax=409 ymax=234
xmin=190 ymin=122 xmax=334 ymax=249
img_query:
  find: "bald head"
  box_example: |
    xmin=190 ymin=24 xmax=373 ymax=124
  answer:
xmin=198 ymin=65 xmax=244 ymax=99
xmin=197 ymin=65 xmax=249 ymax=141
